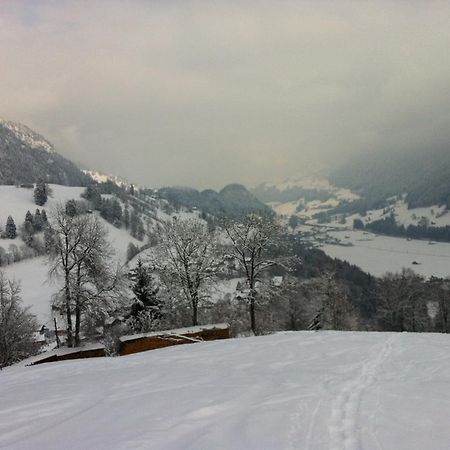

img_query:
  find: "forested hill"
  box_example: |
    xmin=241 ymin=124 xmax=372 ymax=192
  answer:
xmin=156 ymin=183 xmax=273 ymax=218
xmin=0 ymin=119 xmax=90 ymax=186
xmin=330 ymin=147 xmax=450 ymax=209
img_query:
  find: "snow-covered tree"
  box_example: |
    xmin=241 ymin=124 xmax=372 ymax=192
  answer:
xmin=47 ymin=206 xmax=125 ymax=347
xmin=81 ymin=185 xmax=101 ymax=209
xmin=223 ymin=214 xmax=288 ymax=334
xmin=34 ymin=180 xmax=48 ymax=206
xmin=428 ymin=277 xmax=450 ymax=333
xmin=124 ymin=207 xmax=130 ymax=230
xmin=65 ymin=199 xmax=78 ymax=217
xmin=33 ymin=209 xmax=44 ymax=232
xmin=307 ymin=274 xmax=360 ymax=331
xmin=156 ymin=218 xmax=219 ymax=326
xmin=378 ymin=269 xmax=428 ymax=332
xmin=22 ymin=210 xmax=35 ymax=245
xmin=126 ymin=242 xmax=140 ymax=263
xmin=127 ymin=259 xmax=163 ymax=332
xmin=41 ymin=209 xmax=48 ymax=225
xmin=0 ymin=271 xmax=38 ymax=368
xmin=5 ymin=216 xmax=17 ymax=239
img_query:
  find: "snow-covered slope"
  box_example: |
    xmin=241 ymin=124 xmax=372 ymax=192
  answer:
xmin=0 ymin=184 xmax=141 ymax=324
xmin=83 ymin=170 xmax=132 ymax=188
xmin=0 ymin=119 xmax=88 ymax=185
xmin=1 ymin=331 xmax=450 ymax=450
xmin=0 ymin=118 xmax=54 ymax=153
xmin=252 ymin=174 xmax=359 ymax=219
xmin=0 ymin=184 xmax=84 ymax=228
xmin=3 ymin=257 xmax=56 ymax=326
xmin=0 ymin=184 xmax=139 ymax=259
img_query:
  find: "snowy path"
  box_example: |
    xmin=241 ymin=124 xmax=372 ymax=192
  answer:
xmin=1 ymin=332 xmax=450 ymax=450
xmin=328 ymin=335 xmax=397 ymax=450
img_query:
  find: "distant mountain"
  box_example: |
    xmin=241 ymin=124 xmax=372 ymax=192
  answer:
xmin=83 ymin=170 xmax=132 ymax=188
xmin=250 ymin=176 xmax=358 ymax=204
xmin=0 ymin=118 xmax=89 ymax=186
xmin=330 ymin=147 xmax=450 ymax=210
xmin=157 ymin=183 xmax=272 ymax=218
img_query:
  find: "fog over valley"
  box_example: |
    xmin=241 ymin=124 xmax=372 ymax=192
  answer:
xmin=1 ymin=1 xmax=450 ymax=188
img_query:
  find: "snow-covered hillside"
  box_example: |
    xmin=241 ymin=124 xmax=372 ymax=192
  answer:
xmin=0 ymin=118 xmax=54 ymax=153
xmin=263 ymin=175 xmax=359 ymax=202
xmin=1 ymin=331 xmax=450 ymax=450
xmin=252 ymin=174 xmax=359 ymax=220
xmin=0 ymin=184 xmax=140 ymax=257
xmin=83 ymin=170 xmax=132 ymax=188
xmin=322 ymin=199 xmax=450 ymax=231
xmin=0 ymin=184 xmax=83 ymax=228
xmin=0 ymin=184 xmax=141 ymax=324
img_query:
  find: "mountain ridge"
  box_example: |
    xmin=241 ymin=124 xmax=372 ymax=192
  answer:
xmin=0 ymin=119 xmax=89 ymax=186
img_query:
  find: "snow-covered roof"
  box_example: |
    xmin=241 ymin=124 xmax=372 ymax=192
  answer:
xmin=272 ymin=276 xmax=283 ymax=286
xmin=120 ymin=323 xmax=230 ymax=343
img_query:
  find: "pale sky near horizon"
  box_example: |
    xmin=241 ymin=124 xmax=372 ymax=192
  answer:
xmin=1 ymin=1 xmax=450 ymax=188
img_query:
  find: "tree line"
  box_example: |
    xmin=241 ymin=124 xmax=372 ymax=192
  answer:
xmin=354 ymin=214 xmax=450 ymax=243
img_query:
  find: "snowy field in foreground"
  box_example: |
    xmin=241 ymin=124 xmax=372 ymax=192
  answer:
xmin=1 ymin=331 xmax=450 ymax=450
xmin=322 ymin=229 xmax=450 ymax=278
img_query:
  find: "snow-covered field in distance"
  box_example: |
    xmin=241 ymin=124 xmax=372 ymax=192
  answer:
xmin=322 ymin=229 xmax=450 ymax=278
xmin=1 ymin=331 xmax=450 ymax=450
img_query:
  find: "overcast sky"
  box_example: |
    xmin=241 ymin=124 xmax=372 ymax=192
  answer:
xmin=1 ymin=1 xmax=450 ymax=189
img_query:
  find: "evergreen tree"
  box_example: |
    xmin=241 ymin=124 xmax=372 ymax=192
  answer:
xmin=22 ymin=211 xmax=35 ymax=245
xmin=126 ymin=242 xmax=140 ymax=262
xmin=124 ymin=207 xmax=130 ymax=230
xmin=130 ymin=211 xmax=139 ymax=238
xmin=111 ymin=199 xmax=123 ymax=225
xmin=5 ymin=216 xmax=17 ymax=239
xmin=34 ymin=181 xmax=48 ymax=206
xmin=65 ymin=199 xmax=78 ymax=217
xmin=24 ymin=210 xmax=34 ymax=228
xmin=129 ymin=259 xmax=161 ymax=319
xmin=44 ymin=225 xmax=54 ymax=253
xmin=34 ymin=209 xmax=44 ymax=232
xmin=41 ymin=209 xmax=48 ymax=225
xmin=82 ymin=185 xmax=102 ymax=209
xmin=136 ymin=218 xmax=145 ymax=241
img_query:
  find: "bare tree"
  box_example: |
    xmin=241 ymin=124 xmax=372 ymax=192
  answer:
xmin=223 ymin=214 xmax=288 ymax=334
xmin=156 ymin=218 xmax=218 ymax=326
xmin=0 ymin=271 xmax=38 ymax=368
xmin=306 ymin=274 xmax=360 ymax=331
xmin=47 ymin=206 xmax=125 ymax=347
xmin=427 ymin=277 xmax=450 ymax=333
xmin=378 ymin=269 xmax=428 ymax=332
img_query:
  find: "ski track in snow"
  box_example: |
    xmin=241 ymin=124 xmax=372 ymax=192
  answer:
xmin=2 ymin=332 xmax=450 ymax=450
xmin=328 ymin=334 xmax=397 ymax=450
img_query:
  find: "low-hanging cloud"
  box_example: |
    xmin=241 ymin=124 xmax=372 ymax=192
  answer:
xmin=1 ymin=0 xmax=450 ymax=188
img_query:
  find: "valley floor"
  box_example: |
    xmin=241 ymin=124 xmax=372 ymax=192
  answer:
xmin=1 ymin=331 xmax=449 ymax=450
xmin=322 ymin=229 xmax=450 ymax=278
